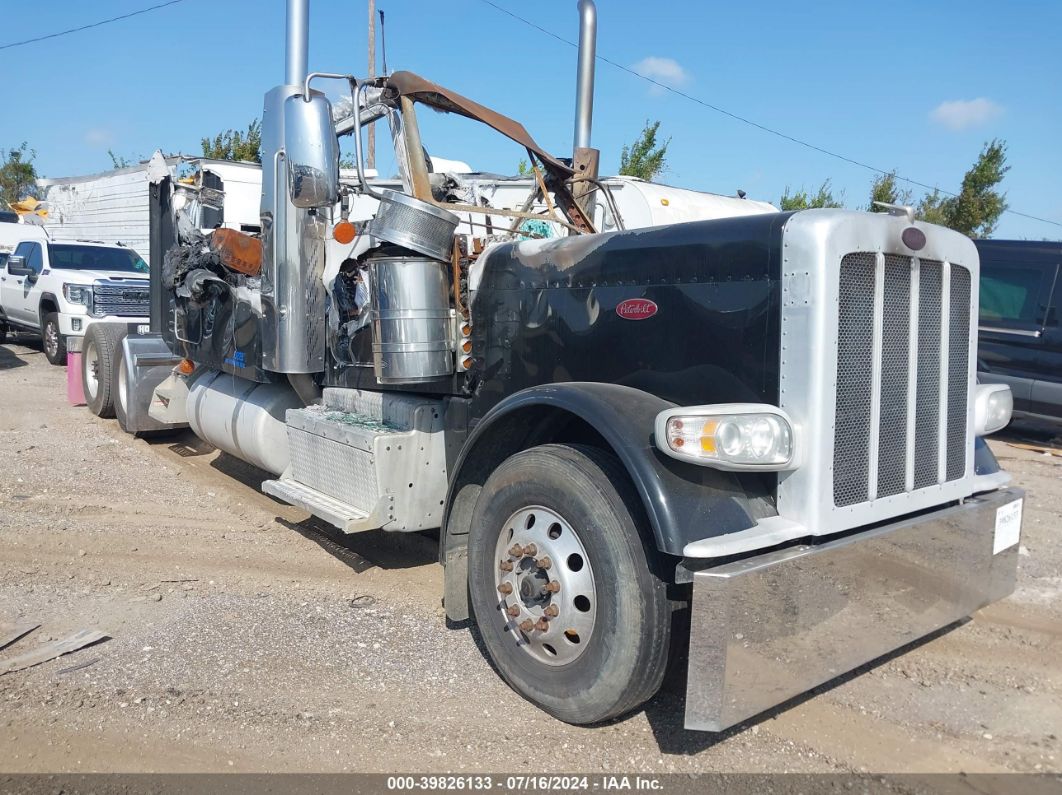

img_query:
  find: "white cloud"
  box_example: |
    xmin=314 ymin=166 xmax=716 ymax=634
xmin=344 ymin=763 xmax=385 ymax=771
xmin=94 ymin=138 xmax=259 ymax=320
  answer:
xmin=84 ymin=128 xmax=114 ymax=147
xmin=630 ymin=56 xmax=690 ymax=94
xmin=930 ymin=98 xmax=1003 ymax=131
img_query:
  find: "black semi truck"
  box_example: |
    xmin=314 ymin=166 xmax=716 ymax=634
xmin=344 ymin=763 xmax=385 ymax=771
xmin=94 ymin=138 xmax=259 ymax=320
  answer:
xmin=87 ymin=0 xmax=1023 ymax=731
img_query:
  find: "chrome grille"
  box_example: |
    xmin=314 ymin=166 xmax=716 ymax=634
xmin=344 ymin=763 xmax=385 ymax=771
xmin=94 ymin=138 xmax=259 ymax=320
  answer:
xmin=947 ymin=267 xmax=971 ymax=480
xmin=914 ymin=262 xmax=942 ymax=490
xmin=833 ymin=253 xmax=971 ymax=508
xmin=876 ymin=256 xmax=911 ymax=498
xmin=92 ymin=281 xmax=150 ymax=318
xmin=833 ymin=254 xmax=876 ymax=507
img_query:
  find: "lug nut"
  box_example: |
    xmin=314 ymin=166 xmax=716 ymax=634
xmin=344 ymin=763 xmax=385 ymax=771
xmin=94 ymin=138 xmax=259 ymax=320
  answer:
xmin=544 ymin=580 xmax=561 ymax=594
xmin=499 ymin=560 xmax=513 ymax=572
xmin=544 ymin=604 xmax=559 ymax=618
xmin=536 ymin=556 xmax=552 ymax=570
xmin=507 ymin=604 xmax=521 ymax=618
xmin=508 ymin=544 xmax=523 ymax=558
xmin=523 ymin=543 xmax=538 ymax=557
xmin=535 ymin=618 xmax=550 ymax=632
xmin=497 ymin=582 xmax=513 ymax=595
xmin=519 ymin=619 xmax=534 ymax=633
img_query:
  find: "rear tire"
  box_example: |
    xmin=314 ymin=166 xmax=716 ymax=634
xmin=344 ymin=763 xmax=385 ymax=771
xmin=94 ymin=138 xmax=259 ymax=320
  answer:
xmin=42 ymin=313 xmax=67 ymax=365
xmin=0 ymin=322 xmax=8 ymax=345
xmin=82 ymin=323 xmax=127 ymax=418
xmin=468 ymin=443 xmax=671 ymax=725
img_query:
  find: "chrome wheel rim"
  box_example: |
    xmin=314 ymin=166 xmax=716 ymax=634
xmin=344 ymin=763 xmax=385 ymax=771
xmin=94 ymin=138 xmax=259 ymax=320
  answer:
xmin=117 ymin=357 xmax=128 ymax=412
xmin=493 ymin=505 xmax=597 ymax=666
xmin=44 ymin=323 xmax=59 ymax=358
xmin=84 ymin=340 xmax=100 ymax=399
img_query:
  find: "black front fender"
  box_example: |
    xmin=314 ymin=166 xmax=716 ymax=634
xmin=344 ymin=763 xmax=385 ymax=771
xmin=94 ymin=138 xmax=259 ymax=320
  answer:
xmin=447 ymin=382 xmax=774 ymax=557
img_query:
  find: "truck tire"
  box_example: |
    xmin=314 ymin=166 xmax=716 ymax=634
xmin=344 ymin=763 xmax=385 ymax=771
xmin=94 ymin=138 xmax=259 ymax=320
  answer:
xmin=82 ymin=323 xmax=127 ymax=418
xmin=0 ymin=321 xmax=7 ymax=345
xmin=42 ymin=313 xmax=67 ymax=365
xmin=468 ymin=443 xmax=671 ymax=725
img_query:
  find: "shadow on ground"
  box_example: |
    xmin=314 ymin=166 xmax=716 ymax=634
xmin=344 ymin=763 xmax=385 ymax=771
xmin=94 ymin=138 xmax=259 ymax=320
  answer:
xmin=0 ymin=336 xmax=42 ymax=370
xmin=991 ymin=419 xmax=1062 ymax=450
xmin=277 ymin=516 xmax=439 ymax=573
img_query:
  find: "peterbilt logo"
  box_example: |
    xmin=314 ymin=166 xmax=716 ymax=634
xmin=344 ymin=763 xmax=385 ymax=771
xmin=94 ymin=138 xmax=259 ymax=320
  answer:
xmin=124 ymin=290 xmax=149 ymax=302
xmin=615 ymin=298 xmax=658 ymax=320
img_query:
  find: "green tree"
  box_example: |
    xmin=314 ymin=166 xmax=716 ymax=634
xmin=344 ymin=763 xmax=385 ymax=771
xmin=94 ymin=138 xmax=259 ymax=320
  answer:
xmin=945 ymin=139 xmax=1009 ymax=238
xmin=201 ymin=119 xmax=262 ymax=163
xmin=619 ymin=120 xmax=670 ymax=181
xmin=917 ymin=190 xmax=951 ymax=227
xmin=0 ymin=143 xmax=38 ymax=205
xmin=867 ymin=170 xmax=912 ymax=211
xmin=914 ymin=139 xmax=1009 ymax=237
xmin=108 ymin=149 xmax=138 ymax=169
xmin=779 ymin=180 xmax=844 ymax=211
xmin=516 ymin=158 xmax=529 ymax=176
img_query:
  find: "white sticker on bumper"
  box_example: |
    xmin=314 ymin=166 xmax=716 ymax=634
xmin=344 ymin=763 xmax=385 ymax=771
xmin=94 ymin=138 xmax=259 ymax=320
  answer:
xmin=993 ymin=498 xmax=1023 ymax=554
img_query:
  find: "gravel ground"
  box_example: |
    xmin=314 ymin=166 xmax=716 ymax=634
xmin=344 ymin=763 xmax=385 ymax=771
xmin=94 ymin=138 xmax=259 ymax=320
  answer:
xmin=0 ymin=335 xmax=1060 ymax=774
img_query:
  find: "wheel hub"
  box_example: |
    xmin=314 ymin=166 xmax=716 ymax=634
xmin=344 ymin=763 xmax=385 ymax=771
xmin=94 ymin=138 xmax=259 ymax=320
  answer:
xmin=493 ymin=505 xmax=597 ymax=666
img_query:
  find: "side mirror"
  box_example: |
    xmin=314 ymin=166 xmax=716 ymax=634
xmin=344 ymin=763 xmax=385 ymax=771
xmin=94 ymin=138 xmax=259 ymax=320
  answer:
xmin=7 ymin=255 xmax=32 ymax=277
xmin=284 ymin=93 xmax=339 ymax=209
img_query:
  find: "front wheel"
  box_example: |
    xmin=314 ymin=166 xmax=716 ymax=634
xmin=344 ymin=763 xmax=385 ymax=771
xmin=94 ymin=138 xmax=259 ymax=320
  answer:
xmin=468 ymin=443 xmax=671 ymax=725
xmin=42 ymin=313 xmax=67 ymax=365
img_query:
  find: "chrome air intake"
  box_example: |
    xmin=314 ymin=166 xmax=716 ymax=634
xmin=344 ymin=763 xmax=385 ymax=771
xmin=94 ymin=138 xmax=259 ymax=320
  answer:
xmin=369 ymin=189 xmax=459 ymax=262
xmin=368 ymin=255 xmax=454 ymax=384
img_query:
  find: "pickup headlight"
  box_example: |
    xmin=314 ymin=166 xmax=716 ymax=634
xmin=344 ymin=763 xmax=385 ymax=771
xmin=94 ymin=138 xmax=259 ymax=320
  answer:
xmin=655 ymin=403 xmax=796 ymax=470
xmin=63 ymin=283 xmax=93 ymax=306
xmin=973 ymin=384 xmax=1012 ymax=436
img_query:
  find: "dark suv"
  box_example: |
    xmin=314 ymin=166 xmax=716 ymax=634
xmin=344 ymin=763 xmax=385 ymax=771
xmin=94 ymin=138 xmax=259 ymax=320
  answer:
xmin=976 ymin=239 xmax=1062 ymax=423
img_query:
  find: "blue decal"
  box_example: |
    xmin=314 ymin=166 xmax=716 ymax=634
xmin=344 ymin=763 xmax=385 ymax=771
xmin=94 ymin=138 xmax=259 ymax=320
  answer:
xmin=224 ymin=351 xmax=247 ymax=368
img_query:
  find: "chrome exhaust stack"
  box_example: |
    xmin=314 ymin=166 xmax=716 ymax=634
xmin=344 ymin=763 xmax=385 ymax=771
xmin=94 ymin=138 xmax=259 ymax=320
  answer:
xmin=259 ymin=0 xmax=328 ymax=375
xmin=285 ymin=0 xmax=309 ymax=87
xmin=573 ymin=0 xmax=597 ymax=153
xmin=572 ymin=0 xmax=599 ymax=215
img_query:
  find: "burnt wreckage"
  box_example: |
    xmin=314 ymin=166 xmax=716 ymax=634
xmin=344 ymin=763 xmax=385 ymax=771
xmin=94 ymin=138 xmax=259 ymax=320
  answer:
xmin=102 ymin=0 xmax=1023 ymax=731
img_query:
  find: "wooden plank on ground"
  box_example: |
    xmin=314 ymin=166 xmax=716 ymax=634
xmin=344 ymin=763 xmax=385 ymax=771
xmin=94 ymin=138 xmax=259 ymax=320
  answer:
xmin=0 ymin=630 xmax=109 ymax=675
xmin=0 ymin=622 xmax=40 ymax=651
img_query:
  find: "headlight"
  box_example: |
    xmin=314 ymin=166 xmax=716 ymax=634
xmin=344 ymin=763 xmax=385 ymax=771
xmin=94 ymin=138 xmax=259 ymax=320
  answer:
xmin=973 ymin=384 xmax=1012 ymax=436
xmin=63 ymin=283 xmax=92 ymax=306
xmin=655 ymin=404 xmax=796 ymax=470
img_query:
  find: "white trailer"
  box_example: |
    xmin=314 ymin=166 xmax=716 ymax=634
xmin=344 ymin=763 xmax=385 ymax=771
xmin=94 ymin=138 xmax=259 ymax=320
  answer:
xmin=38 ymin=153 xmax=262 ymax=265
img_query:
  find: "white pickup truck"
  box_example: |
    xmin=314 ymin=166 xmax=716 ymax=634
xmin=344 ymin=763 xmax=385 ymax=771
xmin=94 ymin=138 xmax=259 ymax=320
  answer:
xmin=0 ymin=238 xmax=150 ymax=364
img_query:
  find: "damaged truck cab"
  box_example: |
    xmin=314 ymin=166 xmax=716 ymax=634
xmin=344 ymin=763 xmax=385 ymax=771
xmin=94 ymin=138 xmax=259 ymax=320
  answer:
xmin=120 ymin=0 xmax=1022 ymax=731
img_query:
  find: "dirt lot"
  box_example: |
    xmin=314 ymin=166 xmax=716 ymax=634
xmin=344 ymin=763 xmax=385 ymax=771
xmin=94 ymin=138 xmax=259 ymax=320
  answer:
xmin=1 ymin=335 xmax=1060 ymax=774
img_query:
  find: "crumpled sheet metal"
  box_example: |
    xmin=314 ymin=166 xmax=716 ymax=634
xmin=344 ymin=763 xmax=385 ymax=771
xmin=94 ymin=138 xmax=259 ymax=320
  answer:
xmin=385 ymin=71 xmax=574 ymax=181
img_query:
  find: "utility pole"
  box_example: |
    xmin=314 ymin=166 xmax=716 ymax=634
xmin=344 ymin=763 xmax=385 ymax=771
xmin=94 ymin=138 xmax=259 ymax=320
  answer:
xmin=367 ymin=0 xmax=376 ymax=169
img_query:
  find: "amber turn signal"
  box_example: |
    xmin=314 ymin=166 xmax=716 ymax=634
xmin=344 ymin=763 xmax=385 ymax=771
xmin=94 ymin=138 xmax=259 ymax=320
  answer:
xmin=333 ymin=221 xmax=357 ymax=245
xmin=177 ymin=359 xmax=196 ymax=375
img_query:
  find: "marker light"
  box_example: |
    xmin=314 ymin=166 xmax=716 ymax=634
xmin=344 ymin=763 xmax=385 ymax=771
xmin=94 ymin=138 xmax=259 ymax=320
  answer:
xmin=333 ymin=221 xmax=357 ymax=244
xmin=973 ymin=383 xmax=1012 ymax=436
xmin=655 ymin=404 xmax=796 ymax=471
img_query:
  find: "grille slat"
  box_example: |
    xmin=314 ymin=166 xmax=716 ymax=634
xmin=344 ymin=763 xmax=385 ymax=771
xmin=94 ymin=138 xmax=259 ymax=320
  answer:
xmin=946 ymin=267 xmax=971 ymax=480
xmin=833 ymin=253 xmax=876 ymax=507
xmin=914 ymin=262 xmax=943 ymax=490
xmin=833 ymin=253 xmax=970 ymax=508
xmin=93 ymin=282 xmax=150 ymax=318
xmin=876 ymin=256 xmax=911 ymax=497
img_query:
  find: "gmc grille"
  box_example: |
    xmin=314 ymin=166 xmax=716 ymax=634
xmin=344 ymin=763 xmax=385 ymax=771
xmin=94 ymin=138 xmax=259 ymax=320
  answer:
xmin=93 ymin=282 xmax=150 ymax=318
xmin=833 ymin=253 xmax=971 ymax=508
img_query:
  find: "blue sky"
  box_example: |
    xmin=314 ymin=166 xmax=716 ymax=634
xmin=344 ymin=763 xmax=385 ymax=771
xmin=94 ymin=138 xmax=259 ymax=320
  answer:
xmin=2 ymin=0 xmax=1059 ymax=239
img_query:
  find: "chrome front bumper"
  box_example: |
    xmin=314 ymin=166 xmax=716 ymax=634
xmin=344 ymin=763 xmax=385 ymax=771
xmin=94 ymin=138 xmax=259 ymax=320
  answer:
xmin=684 ymin=487 xmax=1023 ymax=732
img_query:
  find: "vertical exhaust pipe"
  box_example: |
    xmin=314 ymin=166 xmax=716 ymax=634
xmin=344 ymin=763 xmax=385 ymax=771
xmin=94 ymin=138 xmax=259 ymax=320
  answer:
xmin=572 ymin=0 xmax=599 ymax=222
xmin=573 ymin=0 xmax=597 ymax=152
xmin=286 ymin=0 xmax=309 ymax=86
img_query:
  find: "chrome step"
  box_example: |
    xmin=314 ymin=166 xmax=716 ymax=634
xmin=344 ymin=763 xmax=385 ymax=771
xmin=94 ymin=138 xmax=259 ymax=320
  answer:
xmin=262 ymin=478 xmax=389 ymax=534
